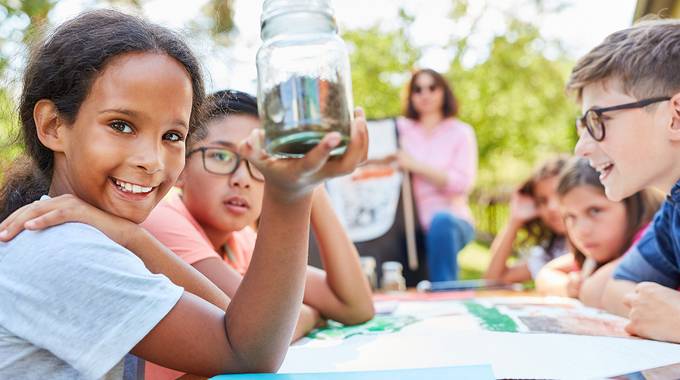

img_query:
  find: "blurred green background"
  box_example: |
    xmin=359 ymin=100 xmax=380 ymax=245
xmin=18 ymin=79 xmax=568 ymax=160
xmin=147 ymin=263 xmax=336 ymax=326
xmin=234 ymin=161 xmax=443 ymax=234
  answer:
xmin=0 ymin=0 xmax=672 ymax=278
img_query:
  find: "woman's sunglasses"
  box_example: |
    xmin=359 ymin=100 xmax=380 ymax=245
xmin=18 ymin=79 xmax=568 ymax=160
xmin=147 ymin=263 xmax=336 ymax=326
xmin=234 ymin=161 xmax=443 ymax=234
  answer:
xmin=412 ymin=84 xmax=438 ymax=94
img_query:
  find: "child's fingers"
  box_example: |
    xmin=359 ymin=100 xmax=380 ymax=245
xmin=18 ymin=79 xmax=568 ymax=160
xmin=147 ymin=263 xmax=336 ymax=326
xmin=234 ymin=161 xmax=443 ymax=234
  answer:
xmin=237 ymin=129 xmax=257 ymax=160
xmin=345 ymin=109 xmax=369 ymax=163
xmin=354 ymin=107 xmax=365 ymax=120
xmin=0 ymin=196 xmax=78 ymax=241
xmin=321 ymin=109 xmax=369 ymax=176
xmin=0 ymin=213 xmax=32 ymax=241
xmin=240 ymin=129 xmax=269 ymax=164
xmin=0 ymin=200 xmax=49 ymax=241
xmin=351 ymin=107 xmax=369 ymax=162
xmin=622 ymin=292 xmax=635 ymax=309
xmin=23 ymin=208 xmax=73 ymax=231
xmin=624 ymin=321 xmax=637 ymax=336
xmin=298 ymin=132 xmax=341 ymax=174
xmin=0 ymin=211 xmax=19 ymax=239
xmin=0 ymin=198 xmax=46 ymax=231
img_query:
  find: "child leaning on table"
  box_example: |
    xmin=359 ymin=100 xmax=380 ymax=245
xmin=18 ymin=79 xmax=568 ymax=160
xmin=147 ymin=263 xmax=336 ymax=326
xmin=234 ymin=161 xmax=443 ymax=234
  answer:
xmin=567 ymin=19 xmax=680 ymax=343
xmin=484 ymin=156 xmax=570 ymax=284
xmin=534 ymin=158 xmax=661 ymax=307
xmin=0 ymin=9 xmax=368 ymax=378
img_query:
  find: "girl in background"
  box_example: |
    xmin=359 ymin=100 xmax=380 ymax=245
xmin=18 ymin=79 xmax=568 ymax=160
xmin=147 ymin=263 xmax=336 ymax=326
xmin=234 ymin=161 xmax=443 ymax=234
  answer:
xmin=535 ymin=158 xmax=661 ymax=306
xmin=485 ymin=156 xmax=569 ymax=284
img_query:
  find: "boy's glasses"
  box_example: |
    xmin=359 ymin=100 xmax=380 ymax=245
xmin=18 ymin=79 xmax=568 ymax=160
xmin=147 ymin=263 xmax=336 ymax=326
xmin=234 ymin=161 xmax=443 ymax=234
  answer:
xmin=576 ymin=96 xmax=670 ymax=141
xmin=186 ymin=147 xmax=265 ymax=182
xmin=413 ymin=84 xmax=438 ymax=94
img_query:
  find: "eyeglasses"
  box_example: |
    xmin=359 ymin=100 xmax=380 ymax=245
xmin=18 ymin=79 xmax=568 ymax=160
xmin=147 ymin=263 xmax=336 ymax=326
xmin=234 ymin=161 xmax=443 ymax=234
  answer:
xmin=576 ymin=96 xmax=670 ymax=141
xmin=413 ymin=84 xmax=438 ymax=94
xmin=186 ymin=147 xmax=265 ymax=182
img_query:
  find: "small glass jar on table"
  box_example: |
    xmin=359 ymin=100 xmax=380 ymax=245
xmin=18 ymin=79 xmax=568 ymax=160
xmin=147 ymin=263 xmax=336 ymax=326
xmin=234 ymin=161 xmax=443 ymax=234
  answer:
xmin=381 ymin=261 xmax=406 ymax=292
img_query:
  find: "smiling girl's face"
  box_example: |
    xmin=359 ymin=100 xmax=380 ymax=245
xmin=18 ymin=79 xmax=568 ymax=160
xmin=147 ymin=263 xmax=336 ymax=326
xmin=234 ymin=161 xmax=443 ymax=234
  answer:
xmin=560 ymin=185 xmax=628 ymax=263
xmin=49 ymin=52 xmax=194 ymax=223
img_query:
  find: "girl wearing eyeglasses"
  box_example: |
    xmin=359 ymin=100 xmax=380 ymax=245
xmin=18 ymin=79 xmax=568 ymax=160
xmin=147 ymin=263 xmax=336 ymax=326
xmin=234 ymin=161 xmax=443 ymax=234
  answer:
xmin=535 ymin=158 xmax=661 ymax=307
xmin=140 ymin=90 xmax=375 ymax=380
xmin=392 ymin=69 xmax=478 ymax=282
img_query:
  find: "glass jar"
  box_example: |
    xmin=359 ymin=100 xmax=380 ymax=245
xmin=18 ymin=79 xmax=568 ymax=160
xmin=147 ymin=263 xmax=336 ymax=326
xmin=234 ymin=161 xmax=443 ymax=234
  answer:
xmin=381 ymin=261 xmax=406 ymax=292
xmin=359 ymin=256 xmax=378 ymax=290
xmin=256 ymin=0 xmax=353 ymax=157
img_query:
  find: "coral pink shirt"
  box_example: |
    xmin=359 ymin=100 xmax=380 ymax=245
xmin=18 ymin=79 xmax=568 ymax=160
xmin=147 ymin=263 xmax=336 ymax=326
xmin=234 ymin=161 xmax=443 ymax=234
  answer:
xmin=141 ymin=192 xmax=256 ymax=380
xmin=396 ymin=117 xmax=477 ymax=229
xmin=142 ymin=192 xmax=255 ymax=274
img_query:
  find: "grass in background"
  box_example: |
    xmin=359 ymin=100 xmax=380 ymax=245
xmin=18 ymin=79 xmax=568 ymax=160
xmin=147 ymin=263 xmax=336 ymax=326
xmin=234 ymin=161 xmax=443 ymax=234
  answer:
xmin=458 ymin=241 xmax=491 ymax=280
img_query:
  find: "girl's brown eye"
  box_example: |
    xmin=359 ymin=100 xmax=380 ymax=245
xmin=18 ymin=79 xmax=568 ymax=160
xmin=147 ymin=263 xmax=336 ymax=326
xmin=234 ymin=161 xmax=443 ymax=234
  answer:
xmin=110 ymin=120 xmax=133 ymax=134
xmin=588 ymin=207 xmax=603 ymax=217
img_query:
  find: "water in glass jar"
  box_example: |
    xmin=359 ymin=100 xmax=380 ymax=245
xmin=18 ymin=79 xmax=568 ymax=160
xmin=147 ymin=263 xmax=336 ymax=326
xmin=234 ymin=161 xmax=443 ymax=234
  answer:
xmin=262 ymin=74 xmax=350 ymax=157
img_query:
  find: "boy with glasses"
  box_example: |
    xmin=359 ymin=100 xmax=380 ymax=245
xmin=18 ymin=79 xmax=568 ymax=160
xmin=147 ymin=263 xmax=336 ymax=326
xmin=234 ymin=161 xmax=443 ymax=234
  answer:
xmin=142 ymin=90 xmax=375 ymax=379
xmin=568 ymin=19 xmax=680 ymax=343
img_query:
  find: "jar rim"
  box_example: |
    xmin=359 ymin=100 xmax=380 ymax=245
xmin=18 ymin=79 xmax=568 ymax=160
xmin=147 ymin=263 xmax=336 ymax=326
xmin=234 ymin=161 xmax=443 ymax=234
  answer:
xmin=261 ymin=0 xmax=335 ymax=26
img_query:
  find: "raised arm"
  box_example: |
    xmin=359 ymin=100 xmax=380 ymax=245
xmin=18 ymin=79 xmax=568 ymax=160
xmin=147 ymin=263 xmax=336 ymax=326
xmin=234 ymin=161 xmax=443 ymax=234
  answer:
xmin=304 ymin=186 xmax=374 ymax=325
xmin=484 ymin=221 xmax=532 ymax=283
xmin=485 ymin=192 xmax=538 ymax=283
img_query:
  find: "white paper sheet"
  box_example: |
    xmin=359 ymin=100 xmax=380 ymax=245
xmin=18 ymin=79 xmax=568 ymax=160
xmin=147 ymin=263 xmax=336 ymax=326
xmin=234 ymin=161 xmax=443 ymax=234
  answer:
xmin=280 ymin=298 xmax=680 ymax=379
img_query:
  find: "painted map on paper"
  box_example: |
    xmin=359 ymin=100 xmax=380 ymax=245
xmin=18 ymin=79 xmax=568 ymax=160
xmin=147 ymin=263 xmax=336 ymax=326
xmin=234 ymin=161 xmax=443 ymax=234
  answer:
xmin=304 ymin=297 xmax=629 ymax=342
xmin=286 ymin=296 xmax=680 ymax=379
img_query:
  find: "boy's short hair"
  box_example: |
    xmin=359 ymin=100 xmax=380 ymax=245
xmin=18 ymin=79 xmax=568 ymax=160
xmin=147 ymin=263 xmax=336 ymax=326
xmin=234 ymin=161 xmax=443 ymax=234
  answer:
xmin=567 ymin=19 xmax=680 ymax=102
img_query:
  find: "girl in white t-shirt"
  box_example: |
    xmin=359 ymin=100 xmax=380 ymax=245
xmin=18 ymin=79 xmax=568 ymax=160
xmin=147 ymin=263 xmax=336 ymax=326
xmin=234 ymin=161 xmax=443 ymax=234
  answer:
xmin=0 ymin=9 xmax=367 ymax=379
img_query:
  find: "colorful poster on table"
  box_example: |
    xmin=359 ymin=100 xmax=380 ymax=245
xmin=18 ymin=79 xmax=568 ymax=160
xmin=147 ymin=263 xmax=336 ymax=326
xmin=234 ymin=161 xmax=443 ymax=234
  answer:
xmin=278 ymin=296 xmax=680 ymax=379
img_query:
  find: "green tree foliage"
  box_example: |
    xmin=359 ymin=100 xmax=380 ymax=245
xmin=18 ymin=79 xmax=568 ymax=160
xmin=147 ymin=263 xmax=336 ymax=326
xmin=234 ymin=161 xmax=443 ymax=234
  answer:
xmin=0 ymin=0 xmax=57 ymax=182
xmin=450 ymin=20 xmax=578 ymax=188
xmin=204 ymin=0 xmax=235 ymax=44
xmin=0 ymin=89 xmax=20 ymax=182
xmin=0 ymin=0 xmax=55 ymax=45
xmin=0 ymin=0 xmax=577 ymax=196
xmin=344 ymin=2 xmax=578 ymax=191
xmin=343 ymin=24 xmax=419 ymax=119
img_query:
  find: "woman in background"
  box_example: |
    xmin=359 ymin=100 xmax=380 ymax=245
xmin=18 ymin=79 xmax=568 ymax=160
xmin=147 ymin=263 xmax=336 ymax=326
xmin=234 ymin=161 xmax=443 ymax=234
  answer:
xmin=393 ymin=68 xmax=478 ymax=282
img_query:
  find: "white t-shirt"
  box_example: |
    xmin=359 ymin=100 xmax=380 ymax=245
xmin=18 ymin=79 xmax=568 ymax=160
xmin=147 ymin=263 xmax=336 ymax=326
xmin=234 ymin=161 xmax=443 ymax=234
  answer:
xmin=0 ymin=222 xmax=183 ymax=379
xmin=524 ymin=236 xmax=569 ymax=278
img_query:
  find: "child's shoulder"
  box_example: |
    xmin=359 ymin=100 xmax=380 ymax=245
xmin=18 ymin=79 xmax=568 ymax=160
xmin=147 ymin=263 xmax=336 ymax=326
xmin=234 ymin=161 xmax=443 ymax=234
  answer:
xmin=1 ymin=222 xmax=108 ymax=249
xmin=0 ymin=222 xmax=128 ymax=268
xmin=142 ymin=192 xmax=206 ymax=241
